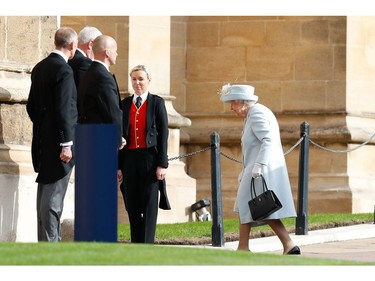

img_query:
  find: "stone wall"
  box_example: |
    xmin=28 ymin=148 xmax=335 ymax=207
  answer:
xmin=170 ymin=16 xmax=375 ymax=218
xmin=1 ymin=16 xmax=375 ymax=242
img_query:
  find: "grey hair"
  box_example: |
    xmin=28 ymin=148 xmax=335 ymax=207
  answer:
xmin=243 ymin=100 xmax=257 ymax=106
xmin=78 ymin=26 xmax=102 ymax=44
xmin=130 ymin=65 xmax=151 ymax=81
xmin=54 ymin=27 xmax=77 ymax=48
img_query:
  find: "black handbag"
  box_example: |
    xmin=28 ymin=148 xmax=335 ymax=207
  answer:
xmin=248 ymin=175 xmax=282 ymax=221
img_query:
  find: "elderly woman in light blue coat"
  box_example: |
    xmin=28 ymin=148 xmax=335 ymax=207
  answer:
xmin=220 ymin=84 xmax=300 ymax=255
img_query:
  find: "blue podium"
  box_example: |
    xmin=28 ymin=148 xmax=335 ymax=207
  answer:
xmin=74 ymin=124 xmax=118 ymax=242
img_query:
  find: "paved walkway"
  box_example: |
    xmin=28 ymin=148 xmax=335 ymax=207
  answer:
xmin=169 ymin=224 xmax=375 ymax=280
xmin=281 ymin=237 xmax=375 ymax=262
xmin=223 ymin=223 xmax=375 ymax=262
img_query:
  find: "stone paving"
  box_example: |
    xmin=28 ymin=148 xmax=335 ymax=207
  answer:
xmin=222 ymin=223 xmax=375 ymax=263
xmin=269 ymin=237 xmax=375 ymax=263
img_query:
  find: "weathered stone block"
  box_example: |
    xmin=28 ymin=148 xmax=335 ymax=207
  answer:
xmin=246 ymin=46 xmax=295 ymax=81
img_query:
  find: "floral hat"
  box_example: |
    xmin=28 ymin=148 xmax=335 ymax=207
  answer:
xmin=219 ymin=84 xmax=258 ymax=103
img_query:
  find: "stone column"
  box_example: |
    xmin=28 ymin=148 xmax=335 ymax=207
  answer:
xmin=0 ymin=16 xmax=75 ymax=242
xmin=343 ymin=16 xmax=375 ymax=212
xmin=123 ymin=16 xmax=196 ymax=223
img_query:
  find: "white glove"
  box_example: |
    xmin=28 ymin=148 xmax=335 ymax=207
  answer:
xmin=252 ymin=163 xmax=263 ymax=178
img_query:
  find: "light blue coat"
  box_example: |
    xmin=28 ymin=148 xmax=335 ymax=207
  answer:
xmin=235 ymin=103 xmax=297 ymax=224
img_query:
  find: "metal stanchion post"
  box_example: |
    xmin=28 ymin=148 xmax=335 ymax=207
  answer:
xmin=210 ymin=132 xmax=224 ymax=247
xmin=295 ymin=121 xmax=310 ymax=235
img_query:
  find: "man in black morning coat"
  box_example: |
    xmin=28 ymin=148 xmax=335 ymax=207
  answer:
xmin=27 ymin=26 xmax=78 ymax=242
xmin=77 ymin=34 xmax=124 ymax=148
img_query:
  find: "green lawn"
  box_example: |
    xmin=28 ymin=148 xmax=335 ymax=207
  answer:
xmin=0 ymin=241 xmax=370 ymax=265
xmin=0 ymin=213 xmax=373 ymax=266
xmin=119 ymin=212 xmax=374 ymax=243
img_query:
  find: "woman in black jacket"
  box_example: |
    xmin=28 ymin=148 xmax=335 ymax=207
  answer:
xmin=118 ymin=65 xmax=169 ymax=244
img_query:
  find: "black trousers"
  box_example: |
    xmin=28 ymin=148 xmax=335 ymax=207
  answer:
xmin=121 ymin=148 xmax=159 ymax=243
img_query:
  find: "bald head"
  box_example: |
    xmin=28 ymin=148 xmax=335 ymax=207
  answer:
xmin=92 ymin=35 xmax=118 ymax=66
xmin=93 ymin=35 xmax=116 ymax=55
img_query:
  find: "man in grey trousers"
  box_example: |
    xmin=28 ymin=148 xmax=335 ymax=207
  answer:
xmin=27 ymin=26 xmax=78 ymax=242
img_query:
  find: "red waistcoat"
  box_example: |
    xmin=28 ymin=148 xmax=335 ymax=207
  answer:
xmin=128 ymin=100 xmax=147 ymax=149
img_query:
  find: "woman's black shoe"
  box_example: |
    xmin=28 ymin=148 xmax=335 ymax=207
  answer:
xmin=286 ymin=246 xmax=301 ymax=255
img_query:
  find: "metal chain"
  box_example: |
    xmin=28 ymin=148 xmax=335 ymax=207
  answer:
xmin=168 ymin=132 xmax=375 ymax=163
xmin=220 ymin=151 xmax=242 ymax=163
xmin=168 ymin=146 xmax=212 ymax=161
xmin=219 ymin=136 xmax=305 ymax=164
xmin=309 ymin=132 xmax=375 ymax=153
xmin=284 ymin=135 xmax=305 ymax=156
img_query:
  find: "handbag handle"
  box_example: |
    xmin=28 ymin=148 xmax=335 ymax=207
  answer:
xmin=250 ymin=175 xmax=269 ymax=199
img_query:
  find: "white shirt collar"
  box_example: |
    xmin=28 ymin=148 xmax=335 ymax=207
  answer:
xmin=133 ymin=92 xmax=148 ymax=103
xmin=52 ymin=50 xmax=68 ymax=62
xmin=93 ymin=59 xmax=110 ymax=72
xmin=76 ymin=48 xmax=86 ymax=57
